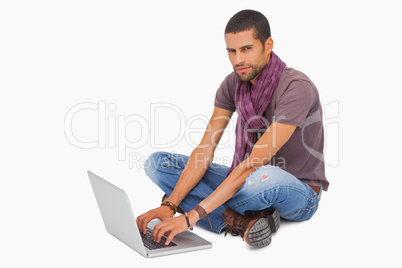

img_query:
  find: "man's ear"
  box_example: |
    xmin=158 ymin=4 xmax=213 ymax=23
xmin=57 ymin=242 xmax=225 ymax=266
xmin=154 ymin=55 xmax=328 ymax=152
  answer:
xmin=265 ymin=37 xmax=274 ymax=53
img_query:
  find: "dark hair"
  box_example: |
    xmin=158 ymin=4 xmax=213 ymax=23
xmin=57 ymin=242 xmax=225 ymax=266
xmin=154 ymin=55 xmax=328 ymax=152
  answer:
xmin=225 ymin=10 xmax=271 ymax=45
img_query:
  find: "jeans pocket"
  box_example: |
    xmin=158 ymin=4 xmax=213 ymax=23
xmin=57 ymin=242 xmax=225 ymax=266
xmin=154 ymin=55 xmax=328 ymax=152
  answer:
xmin=282 ymin=197 xmax=319 ymax=222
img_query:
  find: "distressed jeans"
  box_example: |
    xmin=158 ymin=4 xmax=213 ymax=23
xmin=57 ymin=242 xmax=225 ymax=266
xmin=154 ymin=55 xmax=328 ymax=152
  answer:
xmin=144 ymin=151 xmax=322 ymax=234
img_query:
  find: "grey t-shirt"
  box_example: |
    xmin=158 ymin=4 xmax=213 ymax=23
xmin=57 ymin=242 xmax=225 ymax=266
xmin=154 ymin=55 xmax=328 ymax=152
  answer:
xmin=215 ymin=67 xmax=329 ymax=191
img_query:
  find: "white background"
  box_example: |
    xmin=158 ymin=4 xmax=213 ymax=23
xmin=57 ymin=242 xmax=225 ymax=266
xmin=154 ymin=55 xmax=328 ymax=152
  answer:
xmin=1 ymin=0 xmax=401 ymax=267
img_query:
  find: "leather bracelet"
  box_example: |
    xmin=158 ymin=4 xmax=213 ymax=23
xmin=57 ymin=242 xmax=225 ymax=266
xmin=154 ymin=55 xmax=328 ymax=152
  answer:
xmin=193 ymin=204 xmax=213 ymax=229
xmin=184 ymin=212 xmax=193 ymax=231
xmin=161 ymin=201 xmax=178 ymax=214
xmin=193 ymin=204 xmax=208 ymax=219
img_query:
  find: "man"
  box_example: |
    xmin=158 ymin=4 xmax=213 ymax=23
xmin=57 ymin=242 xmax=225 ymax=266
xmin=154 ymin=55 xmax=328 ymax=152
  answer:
xmin=136 ymin=9 xmax=329 ymax=248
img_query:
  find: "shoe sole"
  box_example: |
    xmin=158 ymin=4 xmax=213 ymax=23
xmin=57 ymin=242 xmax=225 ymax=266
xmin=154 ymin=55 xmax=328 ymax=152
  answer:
xmin=245 ymin=218 xmax=272 ymax=248
xmin=268 ymin=209 xmax=280 ymax=233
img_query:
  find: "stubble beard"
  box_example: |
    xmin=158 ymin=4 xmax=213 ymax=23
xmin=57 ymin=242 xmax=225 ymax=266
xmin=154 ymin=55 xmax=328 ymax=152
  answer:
xmin=234 ymin=64 xmax=265 ymax=82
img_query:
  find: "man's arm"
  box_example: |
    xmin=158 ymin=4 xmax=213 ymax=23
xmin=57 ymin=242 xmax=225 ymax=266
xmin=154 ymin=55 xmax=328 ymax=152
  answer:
xmin=153 ymin=122 xmax=296 ymax=245
xmin=136 ymin=107 xmax=233 ymax=234
xmin=163 ymin=107 xmax=234 ymax=206
xmin=198 ymin=122 xmax=297 ymax=213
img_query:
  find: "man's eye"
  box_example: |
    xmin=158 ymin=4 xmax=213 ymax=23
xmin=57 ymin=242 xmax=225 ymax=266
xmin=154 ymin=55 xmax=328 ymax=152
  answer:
xmin=243 ymin=47 xmax=251 ymax=51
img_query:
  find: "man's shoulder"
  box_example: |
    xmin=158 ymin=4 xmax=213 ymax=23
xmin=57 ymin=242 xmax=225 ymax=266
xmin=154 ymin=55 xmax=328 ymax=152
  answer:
xmin=223 ymin=71 xmax=237 ymax=88
xmin=277 ymin=67 xmax=318 ymax=95
xmin=280 ymin=67 xmax=314 ymax=84
xmin=214 ymin=71 xmax=237 ymax=112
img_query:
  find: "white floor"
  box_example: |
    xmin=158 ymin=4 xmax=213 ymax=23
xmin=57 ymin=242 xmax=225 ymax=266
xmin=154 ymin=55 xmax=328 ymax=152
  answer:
xmin=2 ymin=1 xmax=401 ymax=267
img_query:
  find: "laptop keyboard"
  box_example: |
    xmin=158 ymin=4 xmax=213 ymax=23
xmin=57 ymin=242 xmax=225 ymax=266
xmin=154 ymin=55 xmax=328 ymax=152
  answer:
xmin=140 ymin=227 xmax=177 ymax=250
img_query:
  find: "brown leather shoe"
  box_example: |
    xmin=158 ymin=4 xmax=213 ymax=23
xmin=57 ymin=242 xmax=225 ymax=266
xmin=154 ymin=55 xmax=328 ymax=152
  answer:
xmin=266 ymin=208 xmax=280 ymax=233
xmin=222 ymin=208 xmax=273 ymax=248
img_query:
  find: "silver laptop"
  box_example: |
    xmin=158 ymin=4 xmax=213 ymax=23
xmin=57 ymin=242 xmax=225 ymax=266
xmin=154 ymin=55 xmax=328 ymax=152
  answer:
xmin=87 ymin=170 xmax=212 ymax=258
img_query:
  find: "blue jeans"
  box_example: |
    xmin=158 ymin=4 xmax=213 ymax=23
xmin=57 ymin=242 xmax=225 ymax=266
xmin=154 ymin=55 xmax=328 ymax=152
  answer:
xmin=144 ymin=151 xmax=321 ymax=234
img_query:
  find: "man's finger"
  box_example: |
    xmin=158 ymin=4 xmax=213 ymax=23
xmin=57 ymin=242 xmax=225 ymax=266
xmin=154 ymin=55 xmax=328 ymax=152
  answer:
xmin=140 ymin=217 xmax=148 ymax=234
xmin=136 ymin=214 xmax=145 ymax=232
xmin=139 ymin=212 xmax=155 ymax=234
xmin=151 ymin=221 xmax=162 ymax=241
xmin=165 ymin=230 xmax=178 ymax=245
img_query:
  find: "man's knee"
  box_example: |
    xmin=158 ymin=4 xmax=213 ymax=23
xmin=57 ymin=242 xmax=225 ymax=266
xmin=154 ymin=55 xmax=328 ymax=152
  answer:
xmin=231 ymin=165 xmax=295 ymax=203
xmin=144 ymin=151 xmax=169 ymax=181
xmin=243 ymin=165 xmax=287 ymax=189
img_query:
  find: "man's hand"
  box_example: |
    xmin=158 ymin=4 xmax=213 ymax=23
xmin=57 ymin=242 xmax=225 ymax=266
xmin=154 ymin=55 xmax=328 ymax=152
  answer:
xmin=136 ymin=206 xmax=174 ymax=234
xmin=152 ymin=210 xmax=200 ymax=245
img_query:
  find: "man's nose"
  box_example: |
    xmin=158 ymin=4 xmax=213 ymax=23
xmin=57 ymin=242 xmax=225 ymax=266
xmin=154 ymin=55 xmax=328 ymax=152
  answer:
xmin=234 ymin=52 xmax=245 ymax=66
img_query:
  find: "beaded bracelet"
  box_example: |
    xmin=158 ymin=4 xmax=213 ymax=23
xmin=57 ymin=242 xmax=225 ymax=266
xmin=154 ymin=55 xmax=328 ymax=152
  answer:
xmin=184 ymin=212 xmax=193 ymax=231
xmin=161 ymin=200 xmax=178 ymax=214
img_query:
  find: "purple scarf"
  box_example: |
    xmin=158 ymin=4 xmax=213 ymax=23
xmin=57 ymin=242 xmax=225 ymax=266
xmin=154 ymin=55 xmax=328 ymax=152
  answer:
xmin=227 ymin=52 xmax=286 ymax=176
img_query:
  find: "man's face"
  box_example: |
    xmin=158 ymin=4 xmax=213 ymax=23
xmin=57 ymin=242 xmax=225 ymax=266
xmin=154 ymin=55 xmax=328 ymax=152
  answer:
xmin=225 ymin=29 xmax=273 ymax=84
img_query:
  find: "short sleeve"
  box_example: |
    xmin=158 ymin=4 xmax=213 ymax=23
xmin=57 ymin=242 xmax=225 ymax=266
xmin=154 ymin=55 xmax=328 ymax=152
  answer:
xmin=272 ymin=80 xmax=317 ymax=127
xmin=214 ymin=72 xmax=237 ymax=112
